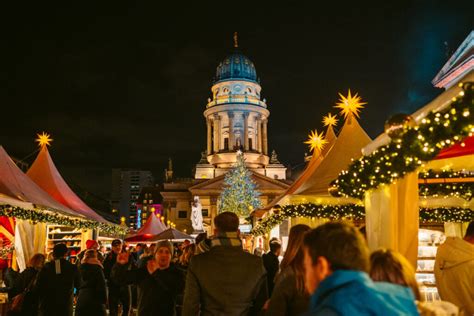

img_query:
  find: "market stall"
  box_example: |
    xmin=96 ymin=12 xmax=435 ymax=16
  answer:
xmin=124 ymin=213 xmax=167 ymax=243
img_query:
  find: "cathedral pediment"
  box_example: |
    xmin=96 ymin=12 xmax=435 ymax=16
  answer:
xmin=189 ymin=170 xmax=290 ymax=196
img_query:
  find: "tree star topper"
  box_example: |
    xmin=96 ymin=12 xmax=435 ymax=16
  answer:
xmin=36 ymin=132 xmax=53 ymax=147
xmin=323 ymin=113 xmax=338 ymax=127
xmin=305 ymin=130 xmax=328 ymax=153
xmin=335 ymin=90 xmax=366 ymax=119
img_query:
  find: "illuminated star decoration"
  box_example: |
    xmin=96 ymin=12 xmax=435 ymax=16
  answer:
xmin=36 ymin=132 xmax=53 ymax=147
xmin=305 ymin=130 xmax=328 ymax=153
xmin=335 ymin=90 xmax=367 ymax=119
xmin=323 ymin=113 xmax=338 ymax=127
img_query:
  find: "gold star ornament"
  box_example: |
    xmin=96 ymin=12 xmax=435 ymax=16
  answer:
xmin=335 ymin=90 xmax=366 ymax=119
xmin=36 ymin=132 xmax=53 ymax=147
xmin=323 ymin=113 xmax=338 ymax=127
xmin=305 ymin=130 xmax=328 ymax=153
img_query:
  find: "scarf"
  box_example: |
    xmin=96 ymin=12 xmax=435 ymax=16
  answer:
xmin=211 ymin=232 xmax=242 ymax=248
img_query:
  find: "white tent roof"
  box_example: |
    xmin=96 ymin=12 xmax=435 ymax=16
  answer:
xmin=27 ymin=146 xmax=105 ymax=222
xmin=0 ymin=146 xmax=84 ymax=218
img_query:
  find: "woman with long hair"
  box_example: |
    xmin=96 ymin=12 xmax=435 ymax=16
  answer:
xmin=75 ymin=250 xmax=107 ymax=316
xmin=266 ymin=224 xmax=311 ymax=316
xmin=12 ymin=253 xmax=46 ymax=316
xmin=369 ymin=249 xmax=421 ymax=300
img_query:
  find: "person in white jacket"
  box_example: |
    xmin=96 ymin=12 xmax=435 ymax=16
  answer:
xmin=435 ymin=221 xmax=474 ymax=315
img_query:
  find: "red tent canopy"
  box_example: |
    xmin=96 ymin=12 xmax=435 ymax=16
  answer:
xmin=124 ymin=213 xmax=167 ymax=242
xmin=27 ymin=146 xmax=105 ymax=222
xmin=435 ymin=136 xmax=474 ymax=160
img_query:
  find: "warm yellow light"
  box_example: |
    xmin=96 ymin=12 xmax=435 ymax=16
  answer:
xmin=36 ymin=132 xmax=53 ymax=147
xmin=322 ymin=113 xmax=338 ymax=127
xmin=304 ymin=130 xmax=328 ymax=153
xmin=335 ymin=90 xmax=366 ymax=119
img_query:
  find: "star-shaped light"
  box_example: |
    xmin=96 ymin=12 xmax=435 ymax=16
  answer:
xmin=305 ymin=130 xmax=328 ymax=153
xmin=323 ymin=113 xmax=338 ymax=127
xmin=335 ymin=90 xmax=366 ymax=119
xmin=36 ymin=132 xmax=53 ymax=147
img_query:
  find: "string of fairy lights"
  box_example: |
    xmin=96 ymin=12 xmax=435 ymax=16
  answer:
xmin=0 ymin=133 xmax=128 ymax=237
xmin=0 ymin=205 xmax=128 ymax=236
xmin=251 ymin=85 xmax=473 ymax=236
xmin=332 ymin=82 xmax=473 ymax=199
xmin=251 ymin=203 xmax=474 ymax=235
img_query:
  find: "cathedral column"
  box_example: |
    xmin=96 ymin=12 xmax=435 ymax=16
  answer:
xmin=262 ymin=118 xmax=268 ymax=155
xmin=206 ymin=118 xmax=212 ymax=155
xmin=228 ymin=112 xmax=234 ymax=151
xmin=256 ymin=116 xmax=262 ymax=153
xmin=213 ymin=114 xmax=220 ymax=153
xmin=243 ymin=112 xmax=249 ymax=151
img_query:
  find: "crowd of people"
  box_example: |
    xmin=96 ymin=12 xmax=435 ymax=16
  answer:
xmin=0 ymin=214 xmax=473 ymax=315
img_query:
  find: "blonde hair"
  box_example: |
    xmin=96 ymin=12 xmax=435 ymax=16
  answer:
xmin=179 ymin=244 xmax=196 ymax=266
xmin=28 ymin=253 xmax=46 ymax=270
xmin=83 ymin=249 xmax=97 ymax=260
xmin=279 ymin=224 xmax=311 ymax=293
xmin=369 ymin=249 xmax=421 ymax=300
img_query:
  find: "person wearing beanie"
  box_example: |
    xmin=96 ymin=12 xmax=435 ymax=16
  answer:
xmin=112 ymin=240 xmax=184 ymax=315
xmin=76 ymin=240 xmax=104 ymax=268
xmin=34 ymin=243 xmax=81 ymax=316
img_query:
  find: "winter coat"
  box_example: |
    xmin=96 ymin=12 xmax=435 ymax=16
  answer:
xmin=35 ymin=258 xmax=81 ymax=316
xmin=262 ymin=251 xmax=279 ymax=296
xmin=182 ymin=245 xmax=268 ymax=316
xmin=12 ymin=267 xmax=40 ymax=316
xmin=266 ymin=268 xmax=310 ymax=316
xmin=75 ymin=263 xmax=107 ymax=316
xmin=112 ymin=259 xmax=184 ymax=316
xmin=434 ymin=237 xmax=474 ymax=315
xmin=306 ymin=270 xmax=419 ymax=316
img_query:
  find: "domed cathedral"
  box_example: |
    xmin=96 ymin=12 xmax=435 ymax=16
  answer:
xmin=160 ymin=34 xmax=290 ymax=238
xmin=195 ymin=32 xmax=287 ymax=179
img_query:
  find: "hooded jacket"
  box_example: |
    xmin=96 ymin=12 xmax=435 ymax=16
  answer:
xmin=306 ymin=270 xmax=419 ymax=316
xmin=434 ymin=237 xmax=474 ymax=314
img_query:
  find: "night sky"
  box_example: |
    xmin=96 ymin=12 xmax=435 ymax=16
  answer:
xmin=1 ymin=2 xmax=472 ymax=198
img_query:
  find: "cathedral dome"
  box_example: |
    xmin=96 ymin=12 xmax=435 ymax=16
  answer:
xmin=215 ymin=51 xmax=258 ymax=83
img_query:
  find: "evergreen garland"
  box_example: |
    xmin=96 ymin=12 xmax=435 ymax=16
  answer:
xmin=334 ymin=82 xmax=474 ymax=199
xmin=0 ymin=205 xmax=128 ymax=236
xmin=251 ymin=203 xmax=474 ymax=235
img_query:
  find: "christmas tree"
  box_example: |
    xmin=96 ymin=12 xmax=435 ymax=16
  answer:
xmin=218 ymin=152 xmax=262 ymax=218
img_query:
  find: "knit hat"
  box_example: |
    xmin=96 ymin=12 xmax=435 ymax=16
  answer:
xmin=86 ymin=240 xmax=98 ymax=249
xmin=155 ymin=240 xmax=173 ymax=254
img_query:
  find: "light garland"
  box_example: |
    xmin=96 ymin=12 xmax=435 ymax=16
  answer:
xmin=0 ymin=244 xmax=14 ymax=260
xmin=251 ymin=203 xmax=474 ymax=235
xmin=251 ymin=203 xmax=365 ymax=235
xmin=0 ymin=205 xmax=128 ymax=236
xmin=334 ymin=82 xmax=474 ymax=199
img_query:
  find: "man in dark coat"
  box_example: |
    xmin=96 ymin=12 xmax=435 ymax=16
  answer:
xmin=112 ymin=240 xmax=184 ymax=315
xmin=183 ymin=212 xmax=268 ymax=316
xmin=262 ymin=239 xmax=281 ymax=296
xmin=103 ymin=239 xmax=131 ymax=316
xmin=34 ymin=243 xmax=81 ymax=316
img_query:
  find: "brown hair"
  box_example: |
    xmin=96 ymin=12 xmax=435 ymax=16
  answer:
xmin=214 ymin=212 xmax=239 ymax=232
xmin=304 ymin=222 xmax=369 ymax=272
xmin=179 ymin=244 xmax=196 ymax=266
xmin=280 ymin=224 xmax=311 ymax=292
xmin=369 ymin=249 xmax=421 ymax=300
xmin=28 ymin=253 xmax=46 ymax=270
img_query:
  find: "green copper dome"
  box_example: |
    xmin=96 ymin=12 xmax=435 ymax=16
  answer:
xmin=215 ymin=51 xmax=258 ymax=83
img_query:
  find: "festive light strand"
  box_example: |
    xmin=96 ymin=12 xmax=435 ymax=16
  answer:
xmin=0 ymin=205 xmax=128 ymax=236
xmin=251 ymin=203 xmax=474 ymax=235
xmin=334 ymin=82 xmax=474 ymax=199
